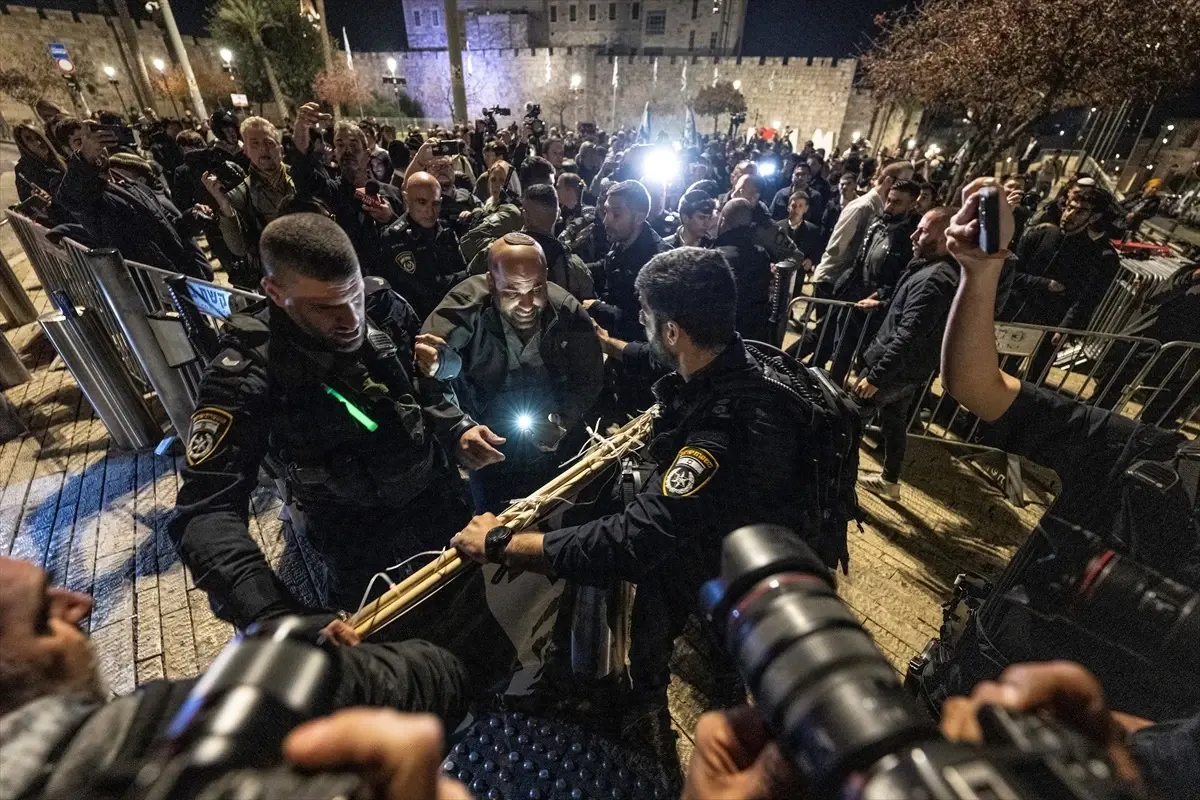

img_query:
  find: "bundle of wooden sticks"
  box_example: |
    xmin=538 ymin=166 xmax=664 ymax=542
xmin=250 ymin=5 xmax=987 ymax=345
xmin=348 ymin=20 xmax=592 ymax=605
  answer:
xmin=349 ymin=407 xmax=659 ymax=638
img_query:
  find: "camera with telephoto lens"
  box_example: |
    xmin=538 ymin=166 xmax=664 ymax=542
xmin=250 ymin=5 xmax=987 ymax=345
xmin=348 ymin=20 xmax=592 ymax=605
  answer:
xmin=128 ymin=618 xmax=369 ymax=800
xmin=700 ymin=524 xmax=1139 ymax=800
xmin=524 ymin=102 xmax=546 ymax=140
xmin=730 ymin=111 xmax=747 ymax=127
xmin=480 ymin=105 xmax=510 ymax=136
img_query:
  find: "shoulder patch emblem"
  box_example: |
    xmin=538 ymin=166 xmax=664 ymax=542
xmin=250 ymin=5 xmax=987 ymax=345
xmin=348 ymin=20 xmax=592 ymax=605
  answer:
xmin=186 ymin=407 xmax=233 ymax=466
xmin=662 ymin=446 xmax=719 ymax=497
xmin=211 ymin=348 xmax=250 ymax=374
xmin=364 ymin=275 xmax=391 ymax=294
xmin=395 ymin=250 xmax=417 ymax=274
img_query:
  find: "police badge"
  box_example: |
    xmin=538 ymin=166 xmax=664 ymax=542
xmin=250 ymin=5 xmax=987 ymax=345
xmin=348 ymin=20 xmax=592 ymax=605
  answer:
xmin=662 ymin=446 xmax=718 ymax=497
xmin=395 ymin=250 xmax=418 ymax=274
xmin=186 ymin=407 xmax=233 ymax=466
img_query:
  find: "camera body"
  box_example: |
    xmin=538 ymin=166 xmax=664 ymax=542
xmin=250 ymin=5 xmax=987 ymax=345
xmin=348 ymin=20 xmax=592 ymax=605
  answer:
xmin=129 ymin=618 xmax=367 ymax=800
xmin=702 ymin=525 xmax=1138 ymax=799
xmin=479 ymin=105 xmax=510 ymax=137
xmin=433 ymin=139 xmax=463 ymax=157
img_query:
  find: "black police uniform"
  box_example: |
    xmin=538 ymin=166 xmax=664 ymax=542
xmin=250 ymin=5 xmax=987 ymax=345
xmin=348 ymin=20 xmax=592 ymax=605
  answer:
xmin=440 ymin=185 xmax=481 ymax=234
xmin=381 ymin=213 xmax=469 ymax=321
xmin=541 ymin=336 xmax=812 ymax=698
xmin=647 ymin=210 xmax=680 ymax=240
xmin=587 ymin=222 xmax=671 ymax=343
xmin=169 ymin=278 xmax=476 ymax=626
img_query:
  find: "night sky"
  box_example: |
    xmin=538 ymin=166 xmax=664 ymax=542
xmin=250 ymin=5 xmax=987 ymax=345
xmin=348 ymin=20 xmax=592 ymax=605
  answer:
xmin=8 ymin=0 xmax=907 ymax=56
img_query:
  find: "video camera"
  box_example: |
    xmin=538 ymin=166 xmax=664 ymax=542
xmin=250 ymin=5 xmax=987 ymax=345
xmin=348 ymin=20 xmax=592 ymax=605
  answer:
xmin=524 ymin=102 xmax=546 ymax=141
xmin=479 ymin=105 xmax=511 ymax=137
xmin=701 ymin=525 xmax=1139 ymax=799
xmin=128 ymin=618 xmax=366 ymax=800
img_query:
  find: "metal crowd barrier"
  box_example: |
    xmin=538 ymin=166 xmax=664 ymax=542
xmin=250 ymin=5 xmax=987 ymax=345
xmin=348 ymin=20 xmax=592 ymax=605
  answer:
xmin=1087 ymin=254 xmax=1185 ymax=337
xmin=786 ymin=294 xmax=1197 ymax=503
xmin=0 ymin=219 xmax=38 ymax=325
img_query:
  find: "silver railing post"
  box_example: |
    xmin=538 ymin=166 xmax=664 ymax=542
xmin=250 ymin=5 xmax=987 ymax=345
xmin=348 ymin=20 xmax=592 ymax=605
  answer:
xmin=82 ymin=248 xmax=196 ymax=438
xmin=0 ymin=333 xmax=31 ymax=388
xmin=0 ymin=221 xmax=38 ymax=325
xmin=39 ymin=309 xmax=160 ymax=451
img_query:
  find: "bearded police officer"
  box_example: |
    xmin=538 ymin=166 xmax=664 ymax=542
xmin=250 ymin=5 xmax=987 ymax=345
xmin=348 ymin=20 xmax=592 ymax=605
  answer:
xmin=381 ymin=171 xmax=469 ymax=320
xmin=451 ymin=247 xmax=816 ymax=763
xmin=169 ymin=213 xmax=506 ymax=628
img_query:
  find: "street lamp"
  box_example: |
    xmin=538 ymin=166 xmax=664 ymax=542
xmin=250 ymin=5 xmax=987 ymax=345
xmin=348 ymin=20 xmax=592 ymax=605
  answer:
xmin=153 ymin=57 xmax=181 ymax=117
xmin=382 ymin=56 xmax=407 ymax=115
xmin=103 ymin=65 xmax=129 ymax=115
xmin=220 ymin=48 xmax=233 ymax=64
xmin=570 ymin=73 xmax=582 ymax=90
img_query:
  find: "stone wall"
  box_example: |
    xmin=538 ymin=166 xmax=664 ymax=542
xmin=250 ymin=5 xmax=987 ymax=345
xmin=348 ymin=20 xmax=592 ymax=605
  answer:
xmin=350 ymin=49 xmax=857 ymax=146
xmin=840 ymin=89 xmax=923 ymax=156
xmin=402 ymin=0 xmax=745 ymax=54
xmin=0 ymin=5 xmax=227 ymax=126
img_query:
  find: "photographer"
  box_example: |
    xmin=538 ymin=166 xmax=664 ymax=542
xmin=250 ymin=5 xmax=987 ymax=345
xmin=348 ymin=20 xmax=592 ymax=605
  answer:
xmin=0 ymin=555 xmax=471 ymax=800
xmin=929 ymin=177 xmax=1200 ymax=717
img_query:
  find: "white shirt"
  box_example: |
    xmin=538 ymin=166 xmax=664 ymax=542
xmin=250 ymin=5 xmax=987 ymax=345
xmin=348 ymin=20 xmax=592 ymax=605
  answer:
xmin=811 ymin=189 xmax=883 ymax=286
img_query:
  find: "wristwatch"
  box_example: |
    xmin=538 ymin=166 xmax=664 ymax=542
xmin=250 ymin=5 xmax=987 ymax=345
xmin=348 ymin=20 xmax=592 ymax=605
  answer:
xmin=484 ymin=525 xmax=515 ymax=564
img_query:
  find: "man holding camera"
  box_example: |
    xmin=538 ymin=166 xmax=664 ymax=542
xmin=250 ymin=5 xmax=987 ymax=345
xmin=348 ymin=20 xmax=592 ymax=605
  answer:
xmin=922 ymin=177 xmax=1200 ymax=721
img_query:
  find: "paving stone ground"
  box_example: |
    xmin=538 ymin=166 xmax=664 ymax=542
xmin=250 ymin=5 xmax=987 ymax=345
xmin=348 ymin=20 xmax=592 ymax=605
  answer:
xmin=0 ymin=226 xmax=1048 ymax=767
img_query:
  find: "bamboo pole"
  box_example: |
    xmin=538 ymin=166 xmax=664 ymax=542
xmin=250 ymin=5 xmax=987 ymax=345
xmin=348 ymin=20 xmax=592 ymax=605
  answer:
xmin=350 ymin=409 xmax=657 ymax=637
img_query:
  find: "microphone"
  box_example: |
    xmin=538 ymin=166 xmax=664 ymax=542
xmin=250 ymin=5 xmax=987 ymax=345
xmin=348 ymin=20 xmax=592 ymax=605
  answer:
xmin=365 ymin=179 xmax=380 ymax=196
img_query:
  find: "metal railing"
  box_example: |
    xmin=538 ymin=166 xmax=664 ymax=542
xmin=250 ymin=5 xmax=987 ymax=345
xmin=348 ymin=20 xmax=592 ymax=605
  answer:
xmin=1086 ymin=254 xmax=1184 ymax=338
xmin=787 ymin=294 xmax=1196 ymax=502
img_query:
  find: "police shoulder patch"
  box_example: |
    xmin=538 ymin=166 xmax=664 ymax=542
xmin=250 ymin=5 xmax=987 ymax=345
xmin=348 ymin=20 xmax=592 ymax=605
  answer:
xmin=186 ymin=407 xmax=233 ymax=466
xmin=662 ymin=446 xmax=719 ymax=497
xmin=395 ymin=250 xmax=418 ymax=274
xmin=211 ymin=347 xmax=250 ymax=374
xmin=364 ymin=275 xmax=391 ymax=294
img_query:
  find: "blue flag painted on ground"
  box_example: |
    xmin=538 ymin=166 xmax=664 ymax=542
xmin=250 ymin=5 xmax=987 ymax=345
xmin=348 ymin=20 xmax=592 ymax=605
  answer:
xmin=683 ymin=105 xmax=699 ymax=149
xmin=637 ymin=102 xmax=651 ymax=143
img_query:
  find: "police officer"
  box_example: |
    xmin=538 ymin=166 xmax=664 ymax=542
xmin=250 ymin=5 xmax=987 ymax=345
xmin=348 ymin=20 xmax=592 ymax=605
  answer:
xmin=381 ymin=171 xmax=468 ymax=320
xmin=451 ymin=247 xmax=815 ymax=760
xmin=169 ymin=213 xmax=506 ymax=628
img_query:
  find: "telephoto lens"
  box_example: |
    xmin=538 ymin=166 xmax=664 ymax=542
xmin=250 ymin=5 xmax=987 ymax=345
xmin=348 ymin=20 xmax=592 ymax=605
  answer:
xmin=700 ymin=525 xmax=936 ymax=796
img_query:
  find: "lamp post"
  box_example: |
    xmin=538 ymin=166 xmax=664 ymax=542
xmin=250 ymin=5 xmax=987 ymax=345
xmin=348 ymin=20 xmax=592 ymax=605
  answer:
xmin=382 ymin=56 xmax=408 ymax=116
xmin=153 ymin=57 xmax=181 ymax=117
xmin=220 ymin=48 xmax=235 ymax=77
xmin=103 ymin=65 xmax=129 ymax=117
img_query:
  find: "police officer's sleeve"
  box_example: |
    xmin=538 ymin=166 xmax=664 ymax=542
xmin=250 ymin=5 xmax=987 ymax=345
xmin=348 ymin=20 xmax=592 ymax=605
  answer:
xmin=167 ymin=351 xmax=303 ymax=629
xmin=542 ymin=420 xmax=740 ymax=587
xmin=755 ymin=219 xmax=801 ymax=271
xmin=460 ymin=205 xmax=522 ymax=264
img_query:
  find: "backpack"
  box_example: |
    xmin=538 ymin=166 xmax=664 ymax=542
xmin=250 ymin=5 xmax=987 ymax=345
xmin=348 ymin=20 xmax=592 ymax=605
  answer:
xmin=743 ymin=341 xmax=864 ymax=573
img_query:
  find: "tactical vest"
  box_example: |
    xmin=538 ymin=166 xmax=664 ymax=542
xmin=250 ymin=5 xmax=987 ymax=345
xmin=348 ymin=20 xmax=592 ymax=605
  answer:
xmin=227 ymin=302 xmax=444 ymax=511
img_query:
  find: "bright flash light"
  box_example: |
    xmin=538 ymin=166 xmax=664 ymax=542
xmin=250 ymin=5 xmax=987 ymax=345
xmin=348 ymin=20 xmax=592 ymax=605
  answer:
xmin=732 ymin=79 xmax=742 ymax=90
xmin=642 ymin=149 xmax=679 ymax=183
xmin=757 ymin=160 xmax=777 ymax=177
xmin=516 ymin=413 xmax=533 ymax=432
xmin=220 ymin=48 xmax=233 ymax=64
xmin=153 ymin=58 xmax=166 ymax=72
xmin=386 ymin=56 xmax=397 ymax=73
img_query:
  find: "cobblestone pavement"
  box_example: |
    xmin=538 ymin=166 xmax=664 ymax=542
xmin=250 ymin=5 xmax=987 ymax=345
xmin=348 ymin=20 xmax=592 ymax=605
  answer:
xmin=0 ymin=233 xmax=1047 ymax=765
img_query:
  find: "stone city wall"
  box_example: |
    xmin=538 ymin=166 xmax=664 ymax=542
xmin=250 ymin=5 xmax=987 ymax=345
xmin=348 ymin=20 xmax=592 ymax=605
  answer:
xmin=0 ymin=6 xmax=226 ymax=127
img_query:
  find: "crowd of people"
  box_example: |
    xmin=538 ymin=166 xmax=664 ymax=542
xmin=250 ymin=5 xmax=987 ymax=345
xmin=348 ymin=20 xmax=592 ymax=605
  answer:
xmin=3 ymin=92 xmax=1199 ymax=800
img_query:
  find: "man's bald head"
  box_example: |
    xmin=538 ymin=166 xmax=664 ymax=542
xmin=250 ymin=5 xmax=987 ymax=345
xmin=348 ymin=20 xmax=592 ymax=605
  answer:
xmin=718 ymin=197 xmax=755 ymax=234
xmin=404 ymin=171 xmax=442 ymax=229
xmin=487 ymin=232 xmax=549 ymax=331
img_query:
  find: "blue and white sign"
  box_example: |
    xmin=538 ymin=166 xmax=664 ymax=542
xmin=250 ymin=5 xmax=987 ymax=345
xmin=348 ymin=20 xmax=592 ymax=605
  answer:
xmin=47 ymin=42 xmax=70 ymax=61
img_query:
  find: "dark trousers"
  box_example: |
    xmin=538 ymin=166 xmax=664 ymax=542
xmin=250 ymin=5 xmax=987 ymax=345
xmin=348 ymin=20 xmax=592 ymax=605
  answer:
xmin=867 ymin=383 xmax=919 ymax=482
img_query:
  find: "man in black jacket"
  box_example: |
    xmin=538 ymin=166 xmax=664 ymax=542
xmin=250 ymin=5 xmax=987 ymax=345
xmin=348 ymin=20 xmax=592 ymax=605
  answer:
xmin=587 ymin=180 xmax=671 ymax=342
xmin=421 ymin=233 xmax=603 ymax=513
xmin=853 ymin=207 xmax=955 ymax=501
xmin=55 ymin=122 xmax=213 ymax=280
xmin=713 ymin=198 xmax=774 ymax=343
xmin=778 ymin=190 xmax=823 ymax=274
xmin=380 ymin=171 xmax=468 ymax=320
xmin=289 ymin=103 xmax=403 ymax=279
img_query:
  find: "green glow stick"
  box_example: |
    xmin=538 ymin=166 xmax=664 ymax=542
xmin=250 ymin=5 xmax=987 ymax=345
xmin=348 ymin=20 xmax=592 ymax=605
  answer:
xmin=323 ymin=384 xmax=379 ymax=432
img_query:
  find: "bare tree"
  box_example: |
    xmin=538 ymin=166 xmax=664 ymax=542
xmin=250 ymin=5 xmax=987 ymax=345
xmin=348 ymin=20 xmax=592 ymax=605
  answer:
xmin=864 ymin=0 xmax=1200 ymax=192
